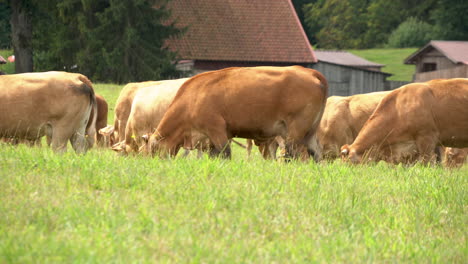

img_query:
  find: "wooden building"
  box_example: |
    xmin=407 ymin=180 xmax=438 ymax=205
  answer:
xmin=311 ymin=50 xmax=392 ymax=96
xmin=404 ymin=41 xmax=468 ymax=82
xmin=165 ymin=0 xmax=316 ymax=75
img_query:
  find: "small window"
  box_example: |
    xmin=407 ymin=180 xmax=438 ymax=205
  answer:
xmin=422 ymin=63 xmax=437 ymax=72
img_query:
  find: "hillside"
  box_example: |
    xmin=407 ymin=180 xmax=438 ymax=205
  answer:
xmin=348 ymin=48 xmax=417 ymax=81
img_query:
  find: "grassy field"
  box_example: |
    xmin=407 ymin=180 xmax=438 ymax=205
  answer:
xmin=348 ymin=48 xmax=417 ymax=81
xmin=0 ymin=83 xmax=467 ymax=263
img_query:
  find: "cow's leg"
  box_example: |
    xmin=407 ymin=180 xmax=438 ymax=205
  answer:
xmin=50 ymin=126 xmax=76 ymax=153
xmin=204 ymin=119 xmax=231 ymax=159
xmin=246 ymin=139 xmax=253 ymax=158
xmin=70 ymin=125 xmax=89 ymax=154
xmin=415 ymin=133 xmax=438 ymax=164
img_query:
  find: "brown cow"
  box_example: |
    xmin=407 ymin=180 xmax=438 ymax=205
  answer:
xmin=341 ymin=79 xmax=468 ymax=164
xmin=318 ymin=91 xmax=389 ymax=160
xmin=147 ymin=66 xmax=328 ymax=159
xmin=113 ymin=81 xmax=161 ymax=143
xmin=0 ymin=71 xmax=97 ymax=153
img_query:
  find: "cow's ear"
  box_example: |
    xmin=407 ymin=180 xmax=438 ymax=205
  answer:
xmin=111 ymin=141 xmax=124 ymax=152
xmin=99 ymin=125 xmax=114 ymax=136
xmin=141 ymin=134 xmax=149 ymax=143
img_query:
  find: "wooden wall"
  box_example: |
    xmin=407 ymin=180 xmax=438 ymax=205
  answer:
xmin=414 ymin=64 xmax=468 ymax=82
xmin=311 ymin=62 xmax=390 ymax=96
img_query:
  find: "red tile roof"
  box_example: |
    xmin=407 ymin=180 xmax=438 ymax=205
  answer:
xmin=165 ymin=0 xmax=316 ymax=64
xmin=315 ymin=50 xmax=384 ymax=67
xmin=405 ymin=41 xmax=468 ymax=65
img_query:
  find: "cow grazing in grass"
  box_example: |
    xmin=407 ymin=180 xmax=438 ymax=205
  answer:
xmin=318 ymin=91 xmax=390 ymax=160
xmin=113 ymin=78 xmax=189 ymax=154
xmin=148 ymin=66 xmax=328 ymax=159
xmin=0 ymin=71 xmax=97 ymax=153
xmin=341 ymin=78 xmax=468 ymax=164
xmin=113 ymin=81 xmax=161 ymax=143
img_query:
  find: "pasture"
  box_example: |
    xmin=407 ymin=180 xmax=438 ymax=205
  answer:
xmin=0 ymin=82 xmax=466 ymax=262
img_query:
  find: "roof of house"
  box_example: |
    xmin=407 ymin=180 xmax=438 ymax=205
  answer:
xmin=404 ymin=40 xmax=468 ymax=65
xmin=164 ymin=0 xmax=316 ymax=64
xmin=314 ymin=50 xmax=384 ymax=68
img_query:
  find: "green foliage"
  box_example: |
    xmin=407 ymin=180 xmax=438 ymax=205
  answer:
xmin=303 ymin=0 xmax=440 ymax=49
xmin=387 ymin=18 xmax=435 ymax=48
xmin=0 ymin=2 xmax=11 ymax=49
xmin=431 ymin=0 xmax=468 ymax=40
xmin=304 ymin=0 xmax=369 ymax=49
xmin=33 ymin=0 xmax=183 ymax=83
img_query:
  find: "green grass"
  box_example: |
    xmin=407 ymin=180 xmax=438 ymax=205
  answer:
xmin=0 ymin=144 xmax=466 ymax=263
xmin=1 ymin=73 xmax=467 ymax=263
xmin=348 ymin=48 xmax=418 ymax=81
xmin=0 ymin=49 xmax=14 ymax=74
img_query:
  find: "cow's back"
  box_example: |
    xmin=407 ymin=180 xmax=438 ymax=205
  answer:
xmin=175 ymin=66 xmax=327 ymax=139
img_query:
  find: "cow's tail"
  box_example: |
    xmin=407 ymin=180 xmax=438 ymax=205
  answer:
xmin=79 ymin=75 xmax=98 ymax=148
xmin=303 ymin=70 xmax=329 ymax=161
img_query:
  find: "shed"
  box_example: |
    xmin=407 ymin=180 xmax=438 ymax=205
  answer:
xmin=311 ymin=50 xmax=392 ymax=96
xmin=165 ymin=0 xmax=316 ymax=75
xmin=404 ymin=40 xmax=468 ymax=82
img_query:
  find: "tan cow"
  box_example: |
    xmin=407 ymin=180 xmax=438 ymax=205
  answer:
xmin=113 ymin=81 xmax=161 ymax=142
xmin=147 ymin=66 xmax=328 ymax=159
xmin=117 ymin=78 xmax=189 ymax=154
xmin=0 ymin=71 xmax=97 ymax=153
xmin=341 ymin=78 xmax=468 ymax=164
xmin=318 ymin=91 xmax=390 ymax=160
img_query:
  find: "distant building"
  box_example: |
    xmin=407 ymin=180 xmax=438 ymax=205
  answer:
xmin=165 ymin=0 xmax=316 ymax=75
xmin=311 ymin=50 xmax=393 ymax=96
xmin=404 ymin=41 xmax=468 ymax=82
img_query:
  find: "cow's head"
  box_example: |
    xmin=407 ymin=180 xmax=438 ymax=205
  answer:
xmin=340 ymin=144 xmax=362 ymax=163
xmin=146 ymin=130 xmax=171 ymax=158
xmin=306 ymin=133 xmax=323 ymax=162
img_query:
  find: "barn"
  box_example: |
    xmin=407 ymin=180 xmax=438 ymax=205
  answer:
xmin=311 ymin=50 xmax=392 ymax=96
xmin=404 ymin=41 xmax=468 ymax=82
xmin=165 ymin=0 xmax=316 ymax=75
xmin=164 ymin=0 xmax=396 ymax=96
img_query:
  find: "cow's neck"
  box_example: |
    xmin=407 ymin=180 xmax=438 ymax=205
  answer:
xmin=352 ymin=114 xmax=395 ymax=156
xmin=156 ymin=107 xmax=186 ymax=156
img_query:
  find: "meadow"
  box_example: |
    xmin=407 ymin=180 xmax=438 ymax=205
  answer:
xmin=0 ymin=83 xmax=467 ymax=263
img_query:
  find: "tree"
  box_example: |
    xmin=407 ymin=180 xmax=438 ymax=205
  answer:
xmin=9 ymin=0 xmax=33 ymax=73
xmin=291 ymin=0 xmax=317 ymax=44
xmin=0 ymin=2 xmax=11 ymax=49
xmin=431 ymin=0 xmax=468 ymax=40
xmin=33 ymin=0 xmax=183 ymax=83
xmin=387 ymin=17 xmax=435 ymax=48
xmin=304 ymin=0 xmax=369 ymax=49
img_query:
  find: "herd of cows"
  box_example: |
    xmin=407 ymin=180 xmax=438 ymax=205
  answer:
xmin=1 ymin=66 xmax=467 ymax=167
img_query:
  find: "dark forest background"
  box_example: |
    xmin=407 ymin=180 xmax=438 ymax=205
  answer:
xmin=1 ymin=0 xmax=467 ymax=82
